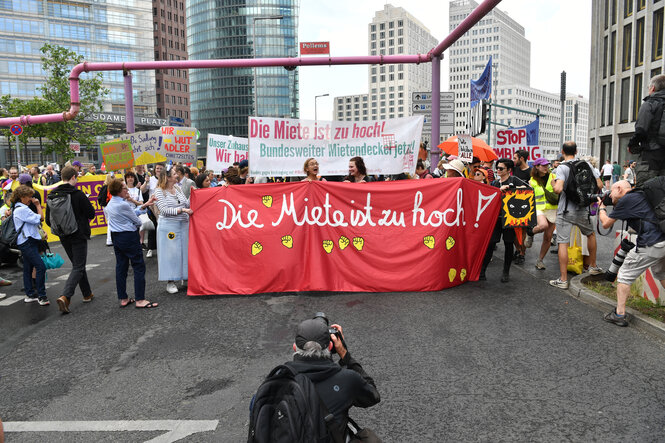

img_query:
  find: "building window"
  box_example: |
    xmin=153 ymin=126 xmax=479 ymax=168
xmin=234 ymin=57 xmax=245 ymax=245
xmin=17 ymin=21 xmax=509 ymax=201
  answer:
xmin=638 ymin=0 xmax=645 ymax=10
xmin=611 ymin=0 xmax=617 ymax=25
xmin=653 ymin=8 xmax=663 ymax=61
xmin=652 ymin=67 xmax=663 ymax=79
xmin=633 ymin=73 xmax=643 ymax=121
xmin=610 ymin=31 xmax=616 ymax=75
xmin=635 ymin=18 xmax=644 ymax=66
xmin=604 ymin=0 xmax=609 ymax=29
xmin=620 ymin=77 xmax=630 ymax=123
xmin=624 ymin=0 xmax=633 ymax=17
xmin=622 ymin=23 xmax=632 ymax=71
xmin=608 ymin=82 xmax=614 ymax=125
xmin=603 ymin=36 xmax=608 ymax=78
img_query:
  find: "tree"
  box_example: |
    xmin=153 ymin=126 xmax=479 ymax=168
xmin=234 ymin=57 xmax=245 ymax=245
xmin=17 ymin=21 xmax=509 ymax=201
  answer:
xmin=38 ymin=44 xmax=109 ymax=160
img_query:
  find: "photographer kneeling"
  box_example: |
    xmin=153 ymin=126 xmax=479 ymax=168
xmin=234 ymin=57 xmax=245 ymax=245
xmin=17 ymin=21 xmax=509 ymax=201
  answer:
xmin=598 ymin=180 xmax=665 ymax=326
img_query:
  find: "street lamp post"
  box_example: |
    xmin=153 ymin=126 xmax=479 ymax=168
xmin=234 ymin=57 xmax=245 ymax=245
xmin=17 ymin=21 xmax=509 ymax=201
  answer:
xmin=314 ymin=93 xmax=329 ymax=120
xmin=253 ymin=15 xmax=283 ymax=117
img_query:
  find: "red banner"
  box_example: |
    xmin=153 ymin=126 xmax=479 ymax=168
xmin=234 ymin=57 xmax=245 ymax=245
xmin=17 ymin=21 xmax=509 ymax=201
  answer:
xmin=188 ymin=179 xmax=501 ymax=295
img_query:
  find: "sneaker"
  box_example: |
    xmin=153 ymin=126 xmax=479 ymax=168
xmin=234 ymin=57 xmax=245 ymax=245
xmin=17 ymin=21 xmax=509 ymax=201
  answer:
xmin=0 ymin=277 xmax=12 ymax=286
xmin=166 ymin=282 xmax=178 ymax=294
xmin=549 ymin=278 xmax=569 ymax=289
xmin=57 ymin=296 xmax=70 ymax=314
xmin=501 ymin=272 xmax=510 ymax=283
xmin=604 ymin=310 xmax=629 ymax=327
xmin=146 ymin=249 xmax=153 ymax=258
xmin=588 ymin=266 xmax=604 ymax=276
xmin=38 ymin=297 xmax=50 ymax=306
xmin=535 ymin=260 xmax=546 ymax=270
xmin=24 ymin=296 xmax=38 ymax=303
xmin=514 ymin=255 xmax=525 ymax=265
xmin=525 ymin=235 xmax=534 ymax=248
xmin=82 ymin=293 xmax=94 ymax=303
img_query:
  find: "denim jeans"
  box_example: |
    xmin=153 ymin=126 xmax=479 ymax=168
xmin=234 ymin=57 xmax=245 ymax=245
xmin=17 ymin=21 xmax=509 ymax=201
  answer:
xmin=111 ymin=230 xmax=145 ymax=301
xmin=60 ymin=236 xmax=92 ymax=300
xmin=18 ymin=237 xmax=46 ymax=298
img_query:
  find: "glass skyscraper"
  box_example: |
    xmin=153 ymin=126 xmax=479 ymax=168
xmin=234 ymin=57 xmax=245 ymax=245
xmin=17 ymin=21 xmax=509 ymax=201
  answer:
xmin=0 ymin=0 xmax=156 ymax=163
xmin=187 ymin=0 xmax=299 ymax=146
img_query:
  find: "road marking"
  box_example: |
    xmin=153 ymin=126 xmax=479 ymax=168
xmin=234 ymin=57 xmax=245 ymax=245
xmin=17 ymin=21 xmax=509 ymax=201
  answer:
xmin=86 ymin=264 xmax=100 ymax=270
xmin=0 ymin=295 xmax=23 ymax=306
xmin=3 ymin=420 xmax=219 ymax=442
xmin=55 ymin=274 xmax=69 ymax=281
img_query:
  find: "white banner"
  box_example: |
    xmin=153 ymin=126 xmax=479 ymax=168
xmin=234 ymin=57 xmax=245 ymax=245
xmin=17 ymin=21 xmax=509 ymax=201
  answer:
xmin=206 ymin=134 xmax=248 ymax=173
xmin=248 ymin=116 xmax=423 ymax=177
xmin=493 ymin=119 xmax=542 ymax=160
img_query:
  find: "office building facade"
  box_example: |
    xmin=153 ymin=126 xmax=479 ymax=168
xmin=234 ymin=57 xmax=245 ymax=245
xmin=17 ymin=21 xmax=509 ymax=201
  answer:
xmin=448 ymin=0 xmax=531 ymax=141
xmin=334 ymin=94 xmax=370 ymax=121
xmin=187 ymin=0 xmax=299 ymax=155
xmin=153 ymin=0 xmax=191 ymax=125
xmin=0 ymin=0 xmax=156 ymax=164
xmin=588 ymin=0 xmax=664 ymax=165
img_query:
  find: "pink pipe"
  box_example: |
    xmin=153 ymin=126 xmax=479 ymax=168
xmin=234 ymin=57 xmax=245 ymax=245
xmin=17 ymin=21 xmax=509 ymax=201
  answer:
xmin=429 ymin=0 xmax=503 ymax=57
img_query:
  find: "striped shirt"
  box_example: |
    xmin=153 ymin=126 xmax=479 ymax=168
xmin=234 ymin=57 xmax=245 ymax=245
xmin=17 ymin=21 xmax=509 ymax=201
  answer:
xmin=154 ymin=186 xmax=190 ymax=221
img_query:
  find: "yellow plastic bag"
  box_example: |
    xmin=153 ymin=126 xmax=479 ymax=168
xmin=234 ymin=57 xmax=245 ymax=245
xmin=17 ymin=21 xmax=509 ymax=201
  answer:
xmin=567 ymin=226 xmax=584 ymax=275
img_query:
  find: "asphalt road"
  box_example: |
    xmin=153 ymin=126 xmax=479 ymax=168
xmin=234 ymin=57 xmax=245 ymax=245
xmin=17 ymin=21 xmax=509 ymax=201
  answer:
xmin=1 ymin=231 xmax=664 ymax=442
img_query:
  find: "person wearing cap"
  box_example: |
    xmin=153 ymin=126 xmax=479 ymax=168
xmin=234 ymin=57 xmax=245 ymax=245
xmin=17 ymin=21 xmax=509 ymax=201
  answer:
xmin=238 ymin=159 xmax=250 ymax=184
xmin=283 ymin=315 xmax=380 ymax=433
xmin=71 ymin=161 xmax=83 ymax=176
xmin=472 ymin=167 xmax=488 ymax=184
xmin=442 ymin=159 xmax=465 ymax=178
xmin=479 ymin=158 xmax=529 ymax=283
xmin=529 ymin=158 xmax=558 ymax=270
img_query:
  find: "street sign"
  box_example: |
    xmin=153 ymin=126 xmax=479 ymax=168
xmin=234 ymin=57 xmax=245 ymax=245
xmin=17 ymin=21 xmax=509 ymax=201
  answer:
xmin=457 ymin=134 xmax=473 ymax=162
xmin=10 ymin=124 xmax=22 ymax=136
xmin=168 ymin=116 xmax=185 ymax=127
xmin=300 ymin=42 xmax=330 ymax=55
xmin=69 ymin=142 xmax=80 ymax=153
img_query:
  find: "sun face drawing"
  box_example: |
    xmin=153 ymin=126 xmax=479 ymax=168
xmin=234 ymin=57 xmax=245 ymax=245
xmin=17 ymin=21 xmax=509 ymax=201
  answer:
xmin=502 ymin=190 xmax=535 ymax=227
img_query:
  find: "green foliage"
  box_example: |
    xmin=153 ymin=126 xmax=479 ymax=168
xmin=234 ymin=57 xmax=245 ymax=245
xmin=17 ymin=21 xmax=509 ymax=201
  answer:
xmin=0 ymin=44 xmax=109 ymax=162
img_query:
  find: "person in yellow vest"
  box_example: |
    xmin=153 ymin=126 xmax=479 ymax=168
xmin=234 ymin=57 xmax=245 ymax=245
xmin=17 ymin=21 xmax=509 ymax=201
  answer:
xmin=85 ymin=164 xmax=97 ymax=176
xmin=529 ymin=158 xmax=558 ymax=270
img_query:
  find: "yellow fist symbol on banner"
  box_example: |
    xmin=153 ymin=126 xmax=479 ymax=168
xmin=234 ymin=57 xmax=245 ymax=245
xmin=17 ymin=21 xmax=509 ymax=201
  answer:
xmin=323 ymin=240 xmax=334 ymax=254
xmin=460 ymin=269 xmax=467 ymax=281
xmin=353 ymin=237 xmax=364 ymax=251
xmin=251 ymin=242 xmax=263 ymax=256
xmin=281 ymin=235 xmax=293 ymax=249
xmin=262 ymin=195 xmax=273 ymax=208
xmin=445 ymin=236 xmax=455 ymax=250
xmin=338 ymin=236 xmax=350 ymax=250
xmin=448 ymin=268 xmax=457 ymax=282
xmin=423 ymin=236 xmax=435 ymax=249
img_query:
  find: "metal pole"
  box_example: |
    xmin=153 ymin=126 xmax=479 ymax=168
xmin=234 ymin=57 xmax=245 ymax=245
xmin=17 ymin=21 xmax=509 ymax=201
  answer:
xmin=124 ymin=70 xmax=135 ymax=133
xmin=430 ymin=55 xmax=441 ymax=172
xmin=314 ymin=93 xmax=329 ymax=121
xmin=559 ymin=71 xmax=566 ymax=147
xmin=15 ymin=134 xmax=20 ymax=168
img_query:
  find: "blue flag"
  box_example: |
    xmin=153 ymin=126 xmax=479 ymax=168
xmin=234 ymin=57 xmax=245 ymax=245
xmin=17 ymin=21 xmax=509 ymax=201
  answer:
xmin=510 ymin=118 xmax=540 ymax=145
xmin=470 ymin=57 xmax=492 ymax=108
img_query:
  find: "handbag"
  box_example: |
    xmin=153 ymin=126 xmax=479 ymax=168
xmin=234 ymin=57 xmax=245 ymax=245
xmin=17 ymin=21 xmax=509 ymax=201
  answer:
xmin=543 ymin=188 xmax=560 ymax=206
xmin=139 ymin=213 xmax=155 ymax=231
xmin=38 ymin=225 xmax=48 ymax=241
xmin=567 ymin=226 xmax=584 ymax=275
xmin=41 ymin=248 xmax=64 ymax=270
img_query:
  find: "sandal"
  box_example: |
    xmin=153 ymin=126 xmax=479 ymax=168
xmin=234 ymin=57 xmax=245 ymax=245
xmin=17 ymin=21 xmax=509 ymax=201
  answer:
xmin=135 ymin=301 xmax=158 ymax=309
xmin=119 ymin=298 xmax=135 ymax=308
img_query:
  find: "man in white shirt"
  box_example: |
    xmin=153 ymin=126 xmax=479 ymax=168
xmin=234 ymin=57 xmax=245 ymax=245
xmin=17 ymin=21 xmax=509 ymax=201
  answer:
xmin=601 ymin=159 xmax=614 ymax=190
xmin=174 ymin=165 xmax=195 ymax=198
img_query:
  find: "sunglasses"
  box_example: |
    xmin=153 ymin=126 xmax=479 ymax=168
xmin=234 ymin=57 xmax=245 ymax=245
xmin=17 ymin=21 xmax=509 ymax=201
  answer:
xmin=496 ymin=166 xmax=506 ymax=171
xmin=474 ymin=172 xmax=484 ymax=176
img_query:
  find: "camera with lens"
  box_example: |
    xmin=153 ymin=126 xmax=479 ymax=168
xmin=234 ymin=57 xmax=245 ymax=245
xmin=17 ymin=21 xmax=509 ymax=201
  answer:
xmin=588 ymin=191 xmax=613 ymax=207
xmin=605 ymin=238 xmax=635 ymax=282
xmin=628 ymin=143 xmax=642 ymax=155
xmin=314 ymin=311 xmax=346 ymax=353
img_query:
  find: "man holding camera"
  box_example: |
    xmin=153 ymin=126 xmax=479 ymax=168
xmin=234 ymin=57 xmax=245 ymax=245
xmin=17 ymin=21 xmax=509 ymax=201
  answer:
xmin=627 ymin=74 xmax=665 ymax=187
xmin=598 ymin=180 xmax=665 ymax=326
xmin=287 ymin=316 xmax=380 ymax=429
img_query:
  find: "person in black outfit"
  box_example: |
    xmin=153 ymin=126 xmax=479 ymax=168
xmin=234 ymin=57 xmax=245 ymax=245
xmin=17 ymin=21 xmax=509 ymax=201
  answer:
xmin=45 ymin=166 xmax=96 ymax=314
xmin=284 ymin=315 xmax=380 ymax=435
xmin=480 ymin=158 xmax=529 ymax=283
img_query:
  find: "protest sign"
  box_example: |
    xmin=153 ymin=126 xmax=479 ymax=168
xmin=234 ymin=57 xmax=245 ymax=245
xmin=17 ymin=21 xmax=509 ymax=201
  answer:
xmin=188 ymin=179 xmax=501 ymax=295
xmin=101 ymin=140 xmax=134 ymax=171
xmin=248 ymin=116 xmax=423 ymax=177
xmin=130 ymin=130 xmax=167 ymax=165
xmin=457 ymin=134 xmax=473 ymax=162
xmin=161 ymin=126 xmax=196 ymax=163
xmin=493 ymin=118 xmax=542 ymax=160
xmin=207 ymin=134 xmax=248 ymax=173
xmin=35 ymin=175 xmax=108 ymax=242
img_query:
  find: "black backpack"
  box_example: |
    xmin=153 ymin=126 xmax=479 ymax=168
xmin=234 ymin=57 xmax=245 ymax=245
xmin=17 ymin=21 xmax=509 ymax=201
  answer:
xmin=636 ymin=176 xmax=665 ymax=233
xmin=0 ymin=205 xmax=24 ymax=247
xmin=46 ymin=191 xmax=78 ymax=237
xmin=248 ymin=364 xmax=342 ymax=443
xmin=563 ymin=160 xmax=599 ymax=210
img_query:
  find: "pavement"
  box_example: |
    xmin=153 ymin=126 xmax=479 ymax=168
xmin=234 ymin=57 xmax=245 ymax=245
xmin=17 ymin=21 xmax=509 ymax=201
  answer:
xmin=2 ymin=232 xmax=665 ymax=442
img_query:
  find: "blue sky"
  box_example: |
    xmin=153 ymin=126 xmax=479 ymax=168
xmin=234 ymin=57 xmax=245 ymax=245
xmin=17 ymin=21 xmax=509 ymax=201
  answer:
xmin=298 ymin=1 xmax=592 ymax=120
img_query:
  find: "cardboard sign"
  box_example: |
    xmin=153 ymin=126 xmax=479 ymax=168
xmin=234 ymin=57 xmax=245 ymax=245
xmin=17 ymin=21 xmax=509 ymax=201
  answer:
xmin=100 ymin=140 xmax=134 ymax=171
xmin=130 ymin=130 xmax=167 ymax=165
xmin=161 ymin=126 xmax=196 ymax=163
xmin=501 ymin=189 xmax=536 ymax=228
xmin=457 ymin=134 xmax=473 ymax=162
